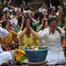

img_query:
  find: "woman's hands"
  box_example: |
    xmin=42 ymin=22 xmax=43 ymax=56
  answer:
xmin=25 ymin=20 xmax=32 ymax=31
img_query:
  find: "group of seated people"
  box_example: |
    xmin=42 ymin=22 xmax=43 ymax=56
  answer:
xmin=0 ymin=1 xmax=66 ymax=66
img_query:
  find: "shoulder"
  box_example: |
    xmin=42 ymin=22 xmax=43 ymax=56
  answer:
xmin=18 ymin=31 xmax=22 ymax=35
xmin=38 ymin=30 xmax=43 ymax=35
xmin=43 ymin=27 xmax=49 ymax=32
xmin=38 ymin=27 xmax=49 ymax=34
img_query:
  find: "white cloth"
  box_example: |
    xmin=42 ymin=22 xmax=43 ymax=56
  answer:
xmin=0 ymin=27 xmax=9 ymax=52
xmin=23 ymin=10 xmax=30 ymax=14
xmin=14 ymin=8 xmax=21 ymax=12
xmin=10 ymin=17 xmax=18 ymax=29
xmin=39 ymin=7 xmax=47 ymax=13
xmin=3 ymin=7 xmax=9 ymax=12
xmin=38 ymin=30 xmax=47 ymax=46
xmin=0 ymin=27 xmax=9 ymax=38
xmin=0 ymin=27 xmax=12 ymax=65
xmin=38 ymin=27 xmax=66 ymax=65
xmin=0 ymin=52 xmax=12 ymax=65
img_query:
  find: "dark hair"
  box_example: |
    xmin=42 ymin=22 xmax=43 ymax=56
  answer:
xmin=23 ymin=18 xmax=32 ymax=29
xmin=5 ymin=10 xmax=11 ymax=14
xmin=0 ymin=12 xmax=5 ymax=20
xmin=18 ymin=16 xmax=22 ymax=26
xmin=48 ymin=17 xmax=58 ymax=25
xmin=43 ymin=2 xmax=47 ymax=5
xmin=43 ymin=20 xmax=48 ymax=25
xmin=61 ymin=17 xmax=64 ymax=25
xmin=34 ymin=12 xmax=42 ymax=19
xmin=34 ymin=12 xmax=44 ymax=23
xmin=1 ymin=62 xmax=10 ymax=66
xmin=1 ymin=20 xmax=10 ymax=28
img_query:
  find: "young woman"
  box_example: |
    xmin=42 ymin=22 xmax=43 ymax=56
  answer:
xmin=38 ymin=20 xmax=48 ymax=46
xmin=32 ymin=12 xmax=44 ymax=32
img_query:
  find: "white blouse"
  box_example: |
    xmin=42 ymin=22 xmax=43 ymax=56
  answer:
xmin=0 ymin=27 xmax=9 ymax=52
xmin=38 ymin=27 xmax=66 ymax=64
xmin=38 ymin=27 xmax=65 ymax=52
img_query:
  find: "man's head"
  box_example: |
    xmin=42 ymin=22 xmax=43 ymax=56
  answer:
xmin=48 ymin=17 xmax=58 ymax=33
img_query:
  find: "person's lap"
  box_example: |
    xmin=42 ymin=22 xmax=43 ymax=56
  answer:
xmin=46 ymin=51 xmax=66 ymax=65
xmin=0 ymin=51 xmax=12 ymax=65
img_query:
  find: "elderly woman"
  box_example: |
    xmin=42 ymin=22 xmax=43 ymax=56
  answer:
xmin=38 ymin=17 xmax=66 ymax=66
xmin=0 ymin=27 xmax=12 ymax=66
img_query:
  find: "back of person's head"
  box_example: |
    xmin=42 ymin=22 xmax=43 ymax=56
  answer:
xmin=1 ymin=62 xmax=10 ymax=66
xmin=18 ymin=16 xmax=22 ymax=26
xmin=0 ymin=12 xmax=5 ymax=20
xmin=48 ymin=17 xmax=58 ymax=25
xmin=34 ymin=12 xmax=42 ymax=19
xmin=34 ymin=12 xmax=44 ymax=22
xmin=48 ymin=8 xmax=52 ymax=14
xmin=1 ymin=20 xmax=10 ymax=28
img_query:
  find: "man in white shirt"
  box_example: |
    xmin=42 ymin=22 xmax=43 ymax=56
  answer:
xmin=38 ymin=17 xmax=66 ymax=65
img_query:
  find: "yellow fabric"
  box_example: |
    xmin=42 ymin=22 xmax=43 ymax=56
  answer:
xmin=0 ymin=31 xmax=16 ymax=47
xmin=15 ymin=31 xmax=40 ymax=64
xmin=17 ymin=31 xmax=40 ymax=47
xmin=36 ymin=40 xmax=40 ymax=46
xmin=14 ymin=49 xmax=27 ymax=64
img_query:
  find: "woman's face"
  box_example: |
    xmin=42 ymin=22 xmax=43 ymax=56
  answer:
xmin=49 ymin=21 xmax=57 ymax=32
xmin=5 ymin=22 xmax=10 ymax=30
xmin=44 ymin=21 xmax=48 ymax=28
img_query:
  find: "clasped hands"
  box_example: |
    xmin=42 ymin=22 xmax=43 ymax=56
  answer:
xmin=24 ymin=21 xmax=33 ymax=32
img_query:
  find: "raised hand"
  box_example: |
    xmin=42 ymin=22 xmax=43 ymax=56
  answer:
xmin=26 ymin=19 xmax=31 ymax=30
xmin=56 ymin=28 xmax=61 ymax=33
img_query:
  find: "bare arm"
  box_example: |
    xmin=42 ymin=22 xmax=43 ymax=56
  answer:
xmin=0 ymin=21 xmax=3 ymax=23
xmin=19 ymin=28 xmax=27 ymax=39
xmin=19 ymin=24 xmax=23 ymax=31
xmin=9 ymin=29 xmax=17 ymax=35
xmin=30 ymin=28 xmax=39 ymax=39
xmin=19 ymin=16 xmax=24 ymax=31
xmin=34 ymin=21 xmax=40 ymax=26
xmin=37 ymin=24 xmax=43 ymax=32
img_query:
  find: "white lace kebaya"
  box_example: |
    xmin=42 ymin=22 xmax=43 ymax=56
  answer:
xmin=0 ymin=27 xmax=12 ymax=65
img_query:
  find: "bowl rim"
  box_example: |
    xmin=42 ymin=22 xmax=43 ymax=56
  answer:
xmin=23 ymin=47 xmax=49 ymax=52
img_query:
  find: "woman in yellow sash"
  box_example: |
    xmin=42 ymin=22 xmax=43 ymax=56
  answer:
xmin=14 ymin=18 xmax=40 ymax=64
